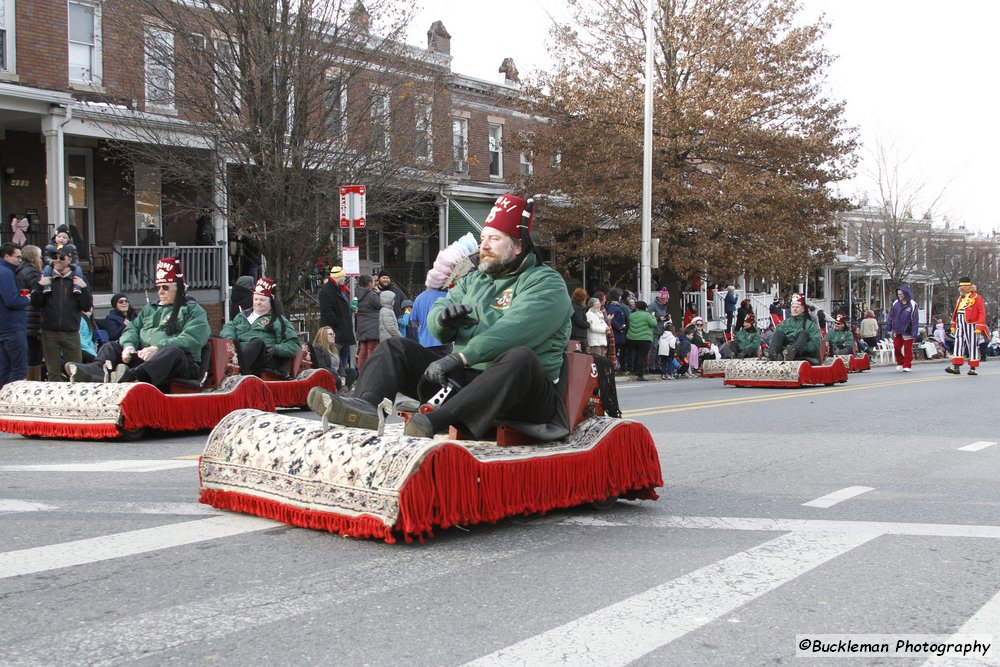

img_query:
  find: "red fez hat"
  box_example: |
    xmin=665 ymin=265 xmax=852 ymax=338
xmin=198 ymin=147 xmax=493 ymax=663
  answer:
xmin=483 ymin=194 xmax=533 ymax=240
xmin=835 ymin=314 xmax=847 ymax=325
xmin=254 ymin=277 xmax=275 ymax=297
xmin=155 ymin=257 xmax=183 ymax=286
xmin=790 ymin=293 xmax=806 ymax=308
xmin=743 ymin=313 xmax=755 ymax=324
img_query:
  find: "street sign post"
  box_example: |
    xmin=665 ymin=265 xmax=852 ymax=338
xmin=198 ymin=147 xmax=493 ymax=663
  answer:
xmin=340 ymin=185 xmax=366 ymax=228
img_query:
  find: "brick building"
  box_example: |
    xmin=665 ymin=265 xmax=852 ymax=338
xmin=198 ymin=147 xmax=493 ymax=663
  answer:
xmin=0 ymin=1 xmax=550 ymax=328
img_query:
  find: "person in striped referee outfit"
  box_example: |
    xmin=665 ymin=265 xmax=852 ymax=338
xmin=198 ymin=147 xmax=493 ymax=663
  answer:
xmin=946 ymin=277 xmax=988 ymax=376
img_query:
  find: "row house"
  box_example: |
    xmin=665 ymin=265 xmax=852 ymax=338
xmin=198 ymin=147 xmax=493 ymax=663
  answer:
xmin=0 ymin=1 xmax=551 ymax=329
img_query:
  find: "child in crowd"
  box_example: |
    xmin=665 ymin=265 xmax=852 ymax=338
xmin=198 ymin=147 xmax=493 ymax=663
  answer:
xmin=657 ymin=324 xmax=677 ymax=379
xmin=675 ymin=326 xmax=693 ymax=378
xmin=42 ymin=225 xmax=84 ymax=294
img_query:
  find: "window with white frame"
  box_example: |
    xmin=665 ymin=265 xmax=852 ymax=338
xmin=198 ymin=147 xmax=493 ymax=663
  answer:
xmin=452 ymin=117 xmax=468 ymax=172
xmin=415 ymin=100 xmax=432 ymax=162
xmin=134 ymin=164 xmax=162 ymax=244
xmin=325 ymin=72 xmax=347 ymax=138
xmin=519 ymin=151 xmax=533 ymax=177
xmin=214 ymin=39 xmax=241 ymax=117
xmin=550 ymin=151 xmax=562 ymax=170
xmin=68 ymin=0 xmax=102 ymax=85
xmin=0 ymin=0 xmax=15 ymax=73
xmin=488 ymin=123 xmax=503 ymax=177
xmin=370 ymin=88 xmax=390 ymax=153
xmin=144 ymin=26 xmax=175 ymax=109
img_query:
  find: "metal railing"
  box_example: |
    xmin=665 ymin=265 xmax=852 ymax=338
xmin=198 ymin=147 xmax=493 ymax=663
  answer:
xmin=112 ymin=245 xmax=225 ymax=292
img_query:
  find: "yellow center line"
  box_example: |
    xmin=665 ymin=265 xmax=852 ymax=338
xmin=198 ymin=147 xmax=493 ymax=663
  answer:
xmin=175 ymin=454 xmax=201 ymax=460
xmin=623 ymin=373 xmax=960 ymax=417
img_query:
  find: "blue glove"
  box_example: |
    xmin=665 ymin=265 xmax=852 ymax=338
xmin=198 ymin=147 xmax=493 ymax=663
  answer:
xmin=423 ymin=353 xmax=465 ymax=386
xmin=438 ymin=304 xmax=478 ymax=329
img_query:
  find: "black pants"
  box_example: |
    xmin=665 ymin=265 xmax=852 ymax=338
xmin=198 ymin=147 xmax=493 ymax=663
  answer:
xmin=357 ymin=337 xmax=566 ymax=440
xmin=237 ymin=338 xmax=290 ymax=375
xmin=628 ymin=340 xmax=651 ymax=378
xmin=768 ymin=329 xmax=811 ymax=361
xmin=90 ymin=341 xmax=198 ymax=388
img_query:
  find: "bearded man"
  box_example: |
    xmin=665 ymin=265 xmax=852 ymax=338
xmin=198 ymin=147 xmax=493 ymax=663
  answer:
xmin=308 ymin=194 xmax=573 ymax=440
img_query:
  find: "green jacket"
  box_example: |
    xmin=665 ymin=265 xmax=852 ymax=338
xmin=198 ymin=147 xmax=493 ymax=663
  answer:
xmin=221 ymin=310 xmax=300 ymax=358
xmin=735 ymin=327 xmax=762 ymax=351
xmin=827 ymin=328 xmax=854 ymax=352
xmin=775 ymin=313 xmax=822 ymax=355
xmin=625 ymin=310 xmax=656 ymax=342
xmin=120 ymin=298 xmax=210 ymax=357
xmin=429 ymin=253 xmax=571 ymax=379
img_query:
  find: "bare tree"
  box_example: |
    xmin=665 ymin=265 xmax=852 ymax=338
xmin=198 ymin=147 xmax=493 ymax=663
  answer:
xmin=854 ymin=140 xmax=944 ymax=286
xmin=926 ymin=229 xmax=1000 ymax=324
xmin=100 ymin=0 xmax=446 ymax=299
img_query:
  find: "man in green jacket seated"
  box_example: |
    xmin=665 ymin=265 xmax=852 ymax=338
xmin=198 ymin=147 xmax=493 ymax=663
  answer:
xmin=767 ymin=293 xmax=822 ymax=362
xmin=826 ymin=314 xmax=857 ymax=356
xmin=221 ymin=277 xmax=300 ymax=377
xmin=308 ymin=194 xmax=573 ymax=441
xmin=722 ymin=313 xmax=762 ymax=359
xmin=66 ymin=257 xmax=210 ymax=387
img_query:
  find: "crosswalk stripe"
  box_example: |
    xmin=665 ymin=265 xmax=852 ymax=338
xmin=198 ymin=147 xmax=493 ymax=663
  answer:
xmin=958 ymin=441 xmax=997 ymax=452
xmin=922 ymin=588 xmax=1000 ymax=666
xmin=560 ymin=514 xmax=1000 ymax=539
xmin=0 ymin=499 xmax=57 ymax=513
xmin=463 ymin=529 xmax=880 ymax=666
xmin=0 ymin=515 xmax=276 ymax=580
xmin=802 ymin=486 xmax=874 ymax=508
xmin=0 ymin=460 xmax=198 ymax=472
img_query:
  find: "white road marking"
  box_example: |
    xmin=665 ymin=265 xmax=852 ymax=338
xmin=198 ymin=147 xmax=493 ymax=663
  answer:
xmin=560 ymin=514 xmax=1000 ymax=540
xmin=958 ymin=441 xmax=997 ymax=452
xmin=464 ymin=529 xmax=881 ymax=667
xmin=0 ymin=545 xmax=528 ymax=667
xmin=0 ymin=499 xmax=57 ymax=513
xmin=0 ymin=460 xmax=198 ymax=473
xmin=802 ymin=485 xmax=874 ymax=508
xmin=922 ymin=588 xmax=1000 ymax=666
xmin=0 ymin=514 xmax=277 ymax=580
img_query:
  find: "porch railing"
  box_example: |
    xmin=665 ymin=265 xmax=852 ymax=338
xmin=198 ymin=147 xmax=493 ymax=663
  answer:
xmin=112 ymin=245 xmax=225 ymax=293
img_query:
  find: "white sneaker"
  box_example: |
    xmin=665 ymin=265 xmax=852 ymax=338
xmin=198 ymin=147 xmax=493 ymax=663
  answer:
xmin=895 ymin=365 xmax=903 ymax=372
xmin=902 ymin=367 xmax=912 ymax=372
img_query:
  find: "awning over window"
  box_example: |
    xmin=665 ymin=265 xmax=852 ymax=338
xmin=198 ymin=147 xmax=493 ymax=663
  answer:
xmin=447 ymin=198 xmax=494 ymax=244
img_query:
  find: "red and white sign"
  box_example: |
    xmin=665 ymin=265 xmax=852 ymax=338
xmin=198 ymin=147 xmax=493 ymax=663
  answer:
xmin=342 ymin=247 xmax=360 ymax=276
xmin=340 ymin=185 xmax=366 ymax=228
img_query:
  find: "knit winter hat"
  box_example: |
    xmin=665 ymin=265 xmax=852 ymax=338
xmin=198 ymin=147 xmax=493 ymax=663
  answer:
xmin=329 ymin=266 xmax=346 ymax=280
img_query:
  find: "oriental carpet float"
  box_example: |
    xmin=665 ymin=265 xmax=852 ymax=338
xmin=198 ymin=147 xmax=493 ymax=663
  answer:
xmin=198 ymin=409 xmax=663 ymax=543
xmin=832 ymin=353 xmax=871 ymax=372
xmin=722 ymin=357 xmax=848 ymax=388
xmin=0 ymin=376 xmax=274 ymax=440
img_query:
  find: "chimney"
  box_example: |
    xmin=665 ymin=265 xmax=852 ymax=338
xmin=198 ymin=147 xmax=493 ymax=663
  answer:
xmin=499 ymin=57 xmax=519 ymax=85
xmin=350 ymin=1 xmax=370 ymax=35
xmin=427 ymin=21 xmax=451 ymax=55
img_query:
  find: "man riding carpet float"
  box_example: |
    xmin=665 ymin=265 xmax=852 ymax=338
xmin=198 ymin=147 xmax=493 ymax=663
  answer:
xmin=65 ymin=257 xmax=210 ymax=387
xmin=766 ymin=292 xmax=822 ymax=362
xmin=220 ymin=277 xmax=300 ymax=378
xmin=946 ymin=277 xmax=988 ymax=376
xmin=308 ymin=194 xmax=574 ymax=441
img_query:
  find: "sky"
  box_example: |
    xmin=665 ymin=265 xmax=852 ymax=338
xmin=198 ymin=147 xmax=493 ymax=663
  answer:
xmin=407 ymin=0 xmax=1000 ymax=234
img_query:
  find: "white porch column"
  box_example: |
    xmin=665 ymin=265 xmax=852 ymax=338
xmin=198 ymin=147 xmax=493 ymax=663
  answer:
xmin=213 ymin=159 xmax=230 ymax=322
xmin=41 ymin=107 xmax=69 ymax=234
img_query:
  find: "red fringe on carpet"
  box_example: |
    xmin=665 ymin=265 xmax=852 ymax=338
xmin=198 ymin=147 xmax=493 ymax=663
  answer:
xmin=725 ymin=358 xmax=847 ymax=388
xmin=264 ymin=370 xmax=336 ymax=408
xmin=849 ymin=356 xmax=870 ymax=372
xmin=198 ymin=488 xmax=397 ymax=541
xmin=0 ymin=419 xmax=122 ymax=439
xmin=200 ymin=420 xmax=662 ymax=543
xmin=396 ymin=420 xmax=662 ymax=542
xmin=119 ymin=377 xmax=275 ymax=432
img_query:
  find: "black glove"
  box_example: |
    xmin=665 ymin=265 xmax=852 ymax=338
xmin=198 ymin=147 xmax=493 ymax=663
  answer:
xmin=438 ymin=304 xmax=478 ymax=329
xmin=423 ymin=353 xmax=465 ymax=386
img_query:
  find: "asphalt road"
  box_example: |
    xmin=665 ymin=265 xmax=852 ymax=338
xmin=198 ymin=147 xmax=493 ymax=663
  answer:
xmin=1 ymin=360 xmax=998 ymax=666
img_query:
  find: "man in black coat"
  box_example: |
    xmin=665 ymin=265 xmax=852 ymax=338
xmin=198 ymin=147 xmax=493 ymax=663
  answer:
xmin=318 ymin=266 xmax=356 ymax=372
xmin=31 ymin=244 xmax=92 ymax=381
xmin=376 ymin=270 xmax=406 ymax=318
